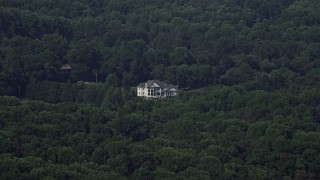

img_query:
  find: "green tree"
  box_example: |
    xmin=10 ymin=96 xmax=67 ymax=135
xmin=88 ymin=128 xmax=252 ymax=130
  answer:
xmin=105 ymin=73 xmax=119 ymax=87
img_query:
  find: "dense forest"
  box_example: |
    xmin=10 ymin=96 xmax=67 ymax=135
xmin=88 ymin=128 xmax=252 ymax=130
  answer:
xmin=0 ymin=0 xmax=320 ymax=179
xmin=1 ymin=0 xmax=320 ymax=95
xmin=1 ymin=87 xmax=320 ymax=179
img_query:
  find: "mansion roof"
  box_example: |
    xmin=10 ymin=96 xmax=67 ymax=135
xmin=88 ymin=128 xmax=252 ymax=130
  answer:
xmin=138 ymin=80 xmax=178 ymax=90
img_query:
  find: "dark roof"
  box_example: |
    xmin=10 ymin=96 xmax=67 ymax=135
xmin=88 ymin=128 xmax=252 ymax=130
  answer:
xmin=60 ymin=64 xmax=72 ymax=70
xmin=138 ymin=83 xmax=144 ymax=88
xmin=138 ymin=80 xmax=178 ymax=90
xmin=146 ymin=80 xmax=168 ymax=88
xmin=162 ymin=85 xmax=179 ymax=92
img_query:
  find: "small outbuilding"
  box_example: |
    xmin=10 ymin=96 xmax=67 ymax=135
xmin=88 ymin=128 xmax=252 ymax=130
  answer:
xmin=60 ymin=64 xmax=72 ymax=70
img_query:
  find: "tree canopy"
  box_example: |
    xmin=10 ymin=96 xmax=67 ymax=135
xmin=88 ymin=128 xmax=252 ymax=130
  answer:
xmin=1 ymin=0 xmax=320 ymax=95
xmin=1 ymin=0 xmax=320 ymax=179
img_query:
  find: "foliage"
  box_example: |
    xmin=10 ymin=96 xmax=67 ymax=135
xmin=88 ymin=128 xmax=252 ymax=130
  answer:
xmin=1 ymin=0 xmax=320 ymax=179
xmin=1 ymin=85 xmax=320 ymax=179
xmin=1 ymin=0 xmax=320 ymax=96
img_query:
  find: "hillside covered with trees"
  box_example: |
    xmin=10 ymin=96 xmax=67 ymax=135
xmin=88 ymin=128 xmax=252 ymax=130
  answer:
xmin=1 ymin=0 xmax=320 ymax=95
xmin=0 ymin=0 xmax=320 ymax=179
xmin=1 ymin=86 xmax=320 ymax=179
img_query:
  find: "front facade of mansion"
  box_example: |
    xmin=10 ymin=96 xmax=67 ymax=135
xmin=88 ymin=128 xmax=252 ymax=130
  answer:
xmin=137 ymin=80 xmax=178 ymax=100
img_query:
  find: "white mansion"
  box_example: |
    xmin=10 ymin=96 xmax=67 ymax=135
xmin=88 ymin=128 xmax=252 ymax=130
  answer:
xmin=137 ymin=80 xmax=178 ymax=99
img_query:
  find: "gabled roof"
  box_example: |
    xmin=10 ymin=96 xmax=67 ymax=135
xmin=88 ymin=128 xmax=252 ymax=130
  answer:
xmin=162 ymin=85 xmax=179 ymax=92
xmin=60 ymin=64 xmax=72 ymax=70
xmin=146 ymin=80 xmax=168 ymax=88
xmin=138 ymin=80 xmax=178 ymax=90
xmin=138 ymin=83 xmax=145 ymax=88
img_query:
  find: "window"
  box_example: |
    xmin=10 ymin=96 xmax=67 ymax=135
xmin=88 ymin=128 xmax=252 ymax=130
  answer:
xmin=148 ymin=89 xmax=154 ymax=96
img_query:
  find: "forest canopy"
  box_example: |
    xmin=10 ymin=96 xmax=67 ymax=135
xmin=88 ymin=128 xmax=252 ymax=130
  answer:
xmin=1 ymin=85 xmax=320 ymax=179
xmin=1 ymin=0 xmax=320 ymax=95
xmin=0 ymin=0 xmax=320 ymax=179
